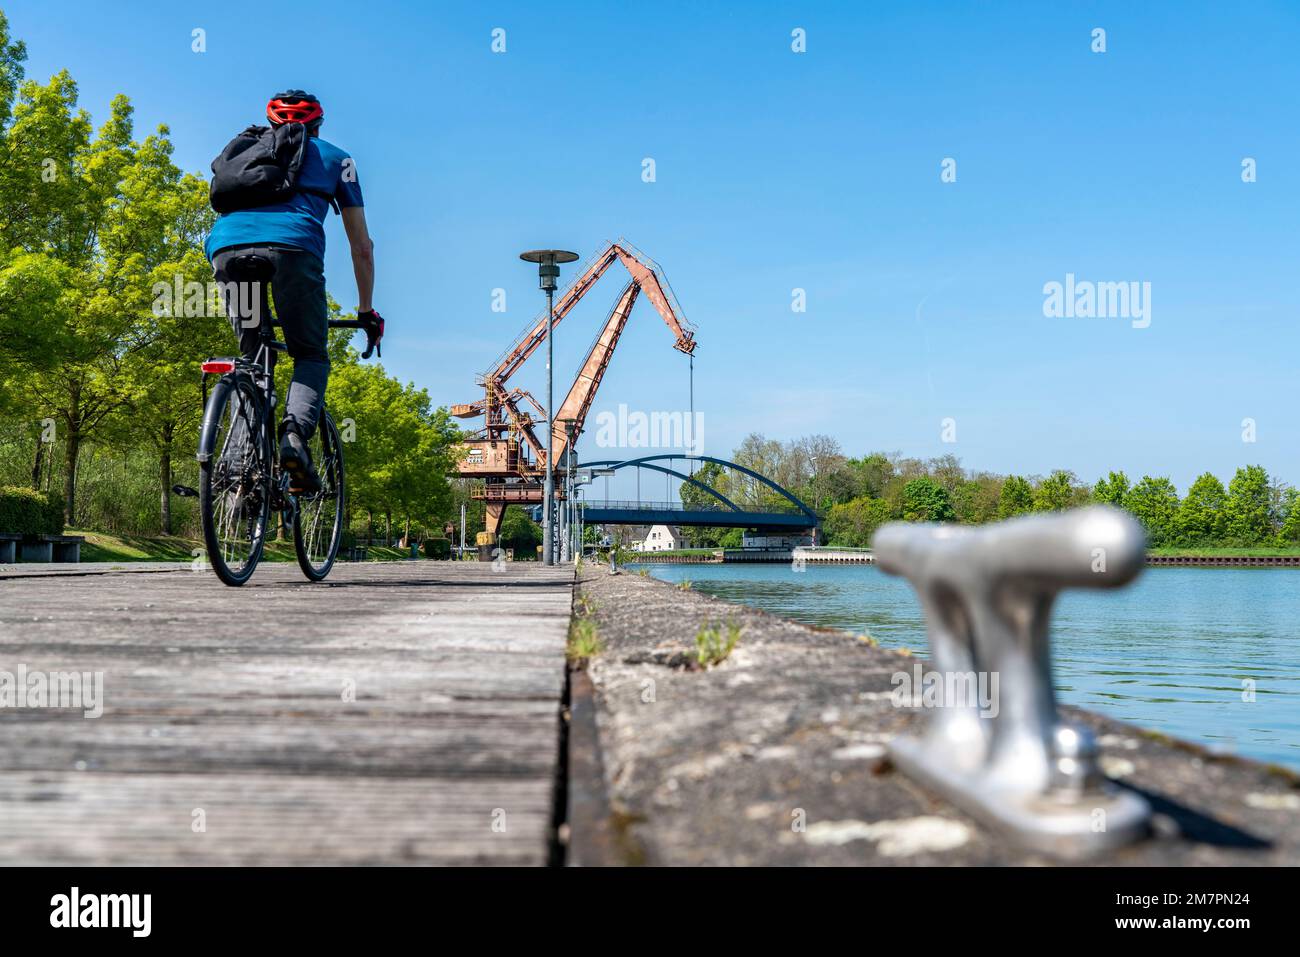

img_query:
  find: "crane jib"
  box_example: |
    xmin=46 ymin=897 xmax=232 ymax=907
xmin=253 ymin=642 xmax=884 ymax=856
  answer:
xmin=455 ymin=241 xmax=701 ymax=540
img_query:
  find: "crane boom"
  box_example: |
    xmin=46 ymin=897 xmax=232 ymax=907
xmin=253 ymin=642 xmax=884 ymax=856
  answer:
xmin=484 ymin=240 xmax=695 ymax=388
xmin=550 ymin=280 xmax=640 ymax=465
xmin=608 ymin=245 xmax=696 ymax=356
xmin=455 ymin=239 xmax=698 ymax=540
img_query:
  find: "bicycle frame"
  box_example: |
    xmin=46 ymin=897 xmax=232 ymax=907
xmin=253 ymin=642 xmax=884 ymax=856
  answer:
xmin=197 ymin=309 xmax=366 ymax=485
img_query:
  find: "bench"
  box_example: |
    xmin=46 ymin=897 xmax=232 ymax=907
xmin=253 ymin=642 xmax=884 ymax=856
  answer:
xmin=342 ymin=546 xmax=369 ymax=562
xmin=15 ymin=534 xmax=85 ymax=563
xmin=0 ymin=533 xmax=18 ymax=564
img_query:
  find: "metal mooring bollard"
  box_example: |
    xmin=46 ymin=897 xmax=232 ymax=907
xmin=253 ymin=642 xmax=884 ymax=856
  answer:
xmin=874 ymin=505 xmax=1151 ymax=856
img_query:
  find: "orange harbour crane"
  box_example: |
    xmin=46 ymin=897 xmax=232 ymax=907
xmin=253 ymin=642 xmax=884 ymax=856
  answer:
xmin=452 ymin=240 xmax=698 ymax=541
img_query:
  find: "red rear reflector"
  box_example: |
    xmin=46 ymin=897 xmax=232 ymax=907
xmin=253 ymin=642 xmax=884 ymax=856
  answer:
xmin=201 ymin=360 xmax=235 ymax=374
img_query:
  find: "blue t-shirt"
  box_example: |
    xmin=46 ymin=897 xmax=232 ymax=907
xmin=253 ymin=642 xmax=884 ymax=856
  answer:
xmin=205 ymin=136 xmax=363 ymax=262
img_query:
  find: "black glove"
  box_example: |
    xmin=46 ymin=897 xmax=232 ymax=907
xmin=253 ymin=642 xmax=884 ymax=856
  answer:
xmin=358 ymin=309 xmax=384 ymax=359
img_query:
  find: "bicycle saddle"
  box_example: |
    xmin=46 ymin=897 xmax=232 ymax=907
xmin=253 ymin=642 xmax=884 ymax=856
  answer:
xmin=226 ymin=253 xmax=276 ymax=283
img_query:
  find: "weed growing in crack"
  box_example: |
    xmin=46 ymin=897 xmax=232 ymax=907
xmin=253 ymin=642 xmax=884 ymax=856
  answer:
xmin=568 ymin=618 xmax=604 ymax=665
xmin=694 ymin=619 xmax=741 ymax=668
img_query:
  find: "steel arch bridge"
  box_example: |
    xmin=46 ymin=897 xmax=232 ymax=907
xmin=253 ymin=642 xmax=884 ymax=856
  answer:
xmin=575 ymin=454 xmax=819 ymax=531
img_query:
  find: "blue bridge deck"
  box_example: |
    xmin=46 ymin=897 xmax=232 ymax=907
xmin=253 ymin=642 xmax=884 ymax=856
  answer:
xmin=575 ymin=456 xmax=821 ymax=531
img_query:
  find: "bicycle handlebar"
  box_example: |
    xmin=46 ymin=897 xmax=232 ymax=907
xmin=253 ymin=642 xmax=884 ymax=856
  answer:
xmin=333 ymin=316 xmax=383 ymax=359
xmin=269 ymin=317 xmax=383 ymax=359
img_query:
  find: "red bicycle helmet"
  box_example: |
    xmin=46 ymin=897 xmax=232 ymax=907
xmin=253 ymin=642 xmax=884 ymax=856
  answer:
xmin=266 ymin=90 xmax=323 ymax=130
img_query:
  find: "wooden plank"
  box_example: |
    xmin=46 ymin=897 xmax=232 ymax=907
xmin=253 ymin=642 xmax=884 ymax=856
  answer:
xmin=0 ymin=561 xmax=574 ymax=865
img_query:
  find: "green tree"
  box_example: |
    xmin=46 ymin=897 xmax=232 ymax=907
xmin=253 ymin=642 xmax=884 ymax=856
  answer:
xmin=786 ymin=434 xmax=850 ymax=511
xmin=679 ymin=461 xmax=728 ymax=547
xmin=998 ymin=475 xmax=1033 ymax=519
xmin=901 ymin=477 xmax=955 ymax=522
xmin=679 ymin=461 xmax=725 ymax=513
xmin=1223 ymin=465 xmax=1271 ymax=546
xmin=0 ymin=46 xmax=215 ymax=523
xmin=1279 ymin=487 xmax=1300 ymax=545
xmin=728 ymin=433 xmax=788 ymax=510
xmin=953 ymin=477 xmax=1002 ymax=524
xmin=326 ymin=352 xmax=460 ymax=541
xmin=0 ymin=251 xmax=75 ymax=493
xmin=18 ymin=87 xmax=134 ymax=523
xmin=927 ymin=453 xmax=965 ymax=493
xmin=1123 ymin=475 xmax=1180 ymax=547
xmin=823 ymin=496 xmax=893 ymax=546
xmin=1268 ymin=480 xmax=1291 ymax=545
xmin=1034 ymin=470 xmax=1079 ymax=512
xmin=1093 ymin=470 xmax=1130 ymax=506
xmin=1175 ymin=472 xmax=1226 ymax=547
xmin=499 ymin=506 xmax=541 ymax=558
xmin=717 ymin=527 xmax=744 ymax=548
xmin=121 ymin=212 xmax=220 ymax=532
xmin=845 ymin=452 xmax=894 ymax=500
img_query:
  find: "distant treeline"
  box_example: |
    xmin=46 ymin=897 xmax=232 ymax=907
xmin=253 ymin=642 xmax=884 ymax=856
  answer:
xmin=680 ymin=434 xmax=1299 ymax=550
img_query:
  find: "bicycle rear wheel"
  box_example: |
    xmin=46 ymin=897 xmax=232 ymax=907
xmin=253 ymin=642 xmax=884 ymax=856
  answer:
xmin=293 ymin=410 xmax=345 ymax=580
xmin=199 ymin=377 xmax=271 ymax=586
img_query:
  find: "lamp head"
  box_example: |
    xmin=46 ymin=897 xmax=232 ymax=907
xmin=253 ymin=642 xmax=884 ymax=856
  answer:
xmin=520 ymin=249 xmax=580 ymax=292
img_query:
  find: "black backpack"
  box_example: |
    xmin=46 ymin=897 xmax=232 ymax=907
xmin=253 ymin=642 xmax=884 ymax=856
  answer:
xmin=209 ymin=123 xmax=340 ymax=214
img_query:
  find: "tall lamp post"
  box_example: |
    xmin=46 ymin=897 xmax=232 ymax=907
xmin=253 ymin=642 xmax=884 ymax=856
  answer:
xmin=519 ymin=249 xmax=579 ymax=565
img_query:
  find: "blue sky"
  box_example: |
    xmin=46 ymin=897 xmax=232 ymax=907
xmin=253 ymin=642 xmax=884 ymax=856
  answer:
xmin=8 ymin=0 xmax=1300 ymax=493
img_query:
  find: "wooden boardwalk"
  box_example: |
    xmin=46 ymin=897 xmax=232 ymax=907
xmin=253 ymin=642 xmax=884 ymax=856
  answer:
xmin=0 ymin=561 xmax=574 ymax=865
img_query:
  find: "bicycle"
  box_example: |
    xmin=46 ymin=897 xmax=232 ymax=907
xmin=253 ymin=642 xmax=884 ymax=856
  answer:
xmin=180 ymin=252 xmax=381 ymax=587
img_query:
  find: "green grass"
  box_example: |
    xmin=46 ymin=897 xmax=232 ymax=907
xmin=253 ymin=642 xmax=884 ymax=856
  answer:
xmin=625 ymin=547 xmax=719 ymax=557
xmin=694 ymin=619 xmax=741 ymax=669
xmin=71 ymin=528 xmax=408 ymax=564
xmin=567 ymin=617 xmax=604 ymax=664
xmin=1147 ymin=546 xmax=1300 ymax=557
xmin=74 ymin=529 xmax=202 ymax=563
xmin=568 ymin=592 xmax=603 ymax=665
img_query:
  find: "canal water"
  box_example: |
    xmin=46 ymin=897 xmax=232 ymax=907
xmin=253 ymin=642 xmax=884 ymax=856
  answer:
xmin=636 ymin=562 xmax=1300 ymax=771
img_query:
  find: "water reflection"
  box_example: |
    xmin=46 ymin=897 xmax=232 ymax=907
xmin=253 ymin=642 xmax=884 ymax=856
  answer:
xmin=639 ymin=563 xmax=1300 ymax=769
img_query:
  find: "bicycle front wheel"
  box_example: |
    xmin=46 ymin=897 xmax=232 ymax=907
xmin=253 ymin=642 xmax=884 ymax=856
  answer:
xmin=293 ymin=410 xmax=345 ymax=581
xmin=199 ymin=376 xmax=271 ymax=586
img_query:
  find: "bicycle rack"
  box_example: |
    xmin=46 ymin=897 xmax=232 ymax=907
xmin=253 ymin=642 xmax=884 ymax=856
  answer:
xmin=874 ymin=505 xmax=1152 ymax=856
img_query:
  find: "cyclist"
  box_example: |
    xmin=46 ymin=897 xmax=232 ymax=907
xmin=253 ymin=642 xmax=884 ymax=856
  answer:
xmin=206 ymin=89 xmax=381 ymax=493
